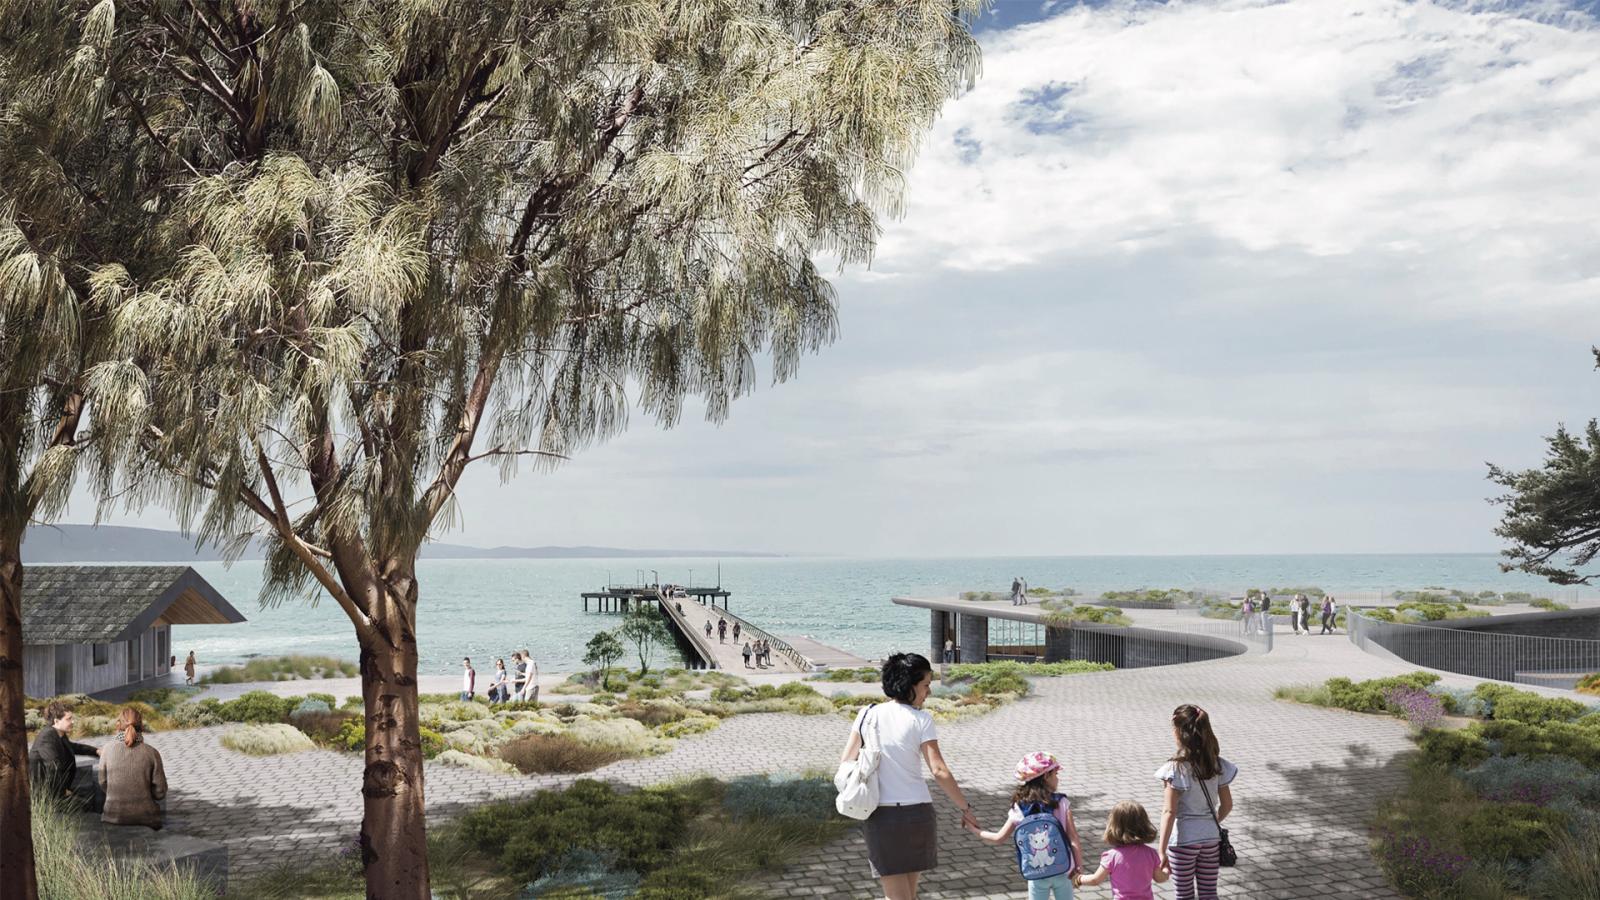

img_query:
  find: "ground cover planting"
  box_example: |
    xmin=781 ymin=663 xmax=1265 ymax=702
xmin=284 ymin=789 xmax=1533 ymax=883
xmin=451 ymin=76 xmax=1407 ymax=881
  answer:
xmin=198 ymin=655 xmax=361 ymax=684
xmin=1040 ymin=597 xmax=1133 ymax=626
xmin=231 ymin=775 xmax=846 ymax=900
xmin=30 ymin=793 xmax=216 ymax=900
xmin=1277 ymin=672 xmax=1600 ymax=898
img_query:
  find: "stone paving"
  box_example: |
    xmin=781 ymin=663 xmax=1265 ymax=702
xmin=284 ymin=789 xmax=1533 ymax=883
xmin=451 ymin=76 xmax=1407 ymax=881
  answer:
xmin=82 ymin=622 xmax=1590 ymax=896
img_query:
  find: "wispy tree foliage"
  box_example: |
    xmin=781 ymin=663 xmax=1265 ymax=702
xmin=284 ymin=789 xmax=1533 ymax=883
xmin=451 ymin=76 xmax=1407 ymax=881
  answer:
xmin=1490 ymin=349 xmax=1600 ymax=585
xmin=7 ymin=2 xmax=983 ymax=896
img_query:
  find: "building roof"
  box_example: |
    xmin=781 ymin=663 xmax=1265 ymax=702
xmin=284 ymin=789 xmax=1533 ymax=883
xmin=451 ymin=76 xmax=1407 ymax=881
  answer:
xmin=22 ymin=565 xmax=246 ymax=645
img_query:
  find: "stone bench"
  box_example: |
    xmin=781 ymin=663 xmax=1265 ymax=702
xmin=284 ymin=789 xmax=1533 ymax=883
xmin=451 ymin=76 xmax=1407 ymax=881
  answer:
xmin=68 ymin=758 xmax=228 ymax=894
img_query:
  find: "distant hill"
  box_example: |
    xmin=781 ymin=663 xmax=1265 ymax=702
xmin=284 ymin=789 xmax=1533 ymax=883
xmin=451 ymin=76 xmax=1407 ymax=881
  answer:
xmin=22 ymin=524 xmax=778 ymax=562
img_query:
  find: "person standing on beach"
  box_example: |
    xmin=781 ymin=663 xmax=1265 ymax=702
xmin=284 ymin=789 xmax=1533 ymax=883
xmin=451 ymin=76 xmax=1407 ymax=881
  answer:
xmin=518 ymin=650 xmax=539 ymax=703
xmin=510 ymin=651 xmax=526 ymax=700
xmin=460 ymin=658 xmax=475 ymax=701
xmin=183 ymin=651 xmax=196 ymax=686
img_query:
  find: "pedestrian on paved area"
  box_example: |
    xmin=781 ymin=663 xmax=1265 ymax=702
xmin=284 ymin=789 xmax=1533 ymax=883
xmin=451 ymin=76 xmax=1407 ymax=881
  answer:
xmin=732 ymin=621 xmax=742 ymax=643
xmin=742 ymin=641 xmax=753 ymax=668
xmin=1257 ymin=595 xmax=1272 ymax=632
xmin=99 ymin=707 xmax=166 ymax=830
xmin=1288 ymin=594 xmax=1301 ymax=635
xmin=1320 ymin=596 xmax=1336 ymax=635
xmin=965 ymin=750 xmax=1083 ymax=899
xmin=943 ymin=638 xmax=955 ymax=665
xmin=183 ymin=651 xmax=196 ymax=686
xmin=718 ymin=618 xmax=728 ymax=643
xmin=704 ymin=620 xmax=713 ymax=640
xmin=1156 ymin=704 xmax=1236 ymax=900
xmin=1012 ymin=577 xmax=1024 ymax=606
xmin=839 ymin=652 xmax=978 ymax=900
xmin=1071 ymin=801 xmax=1170 ymax=897
xmin=1299 ymin=595 xmax=1313 ymax=636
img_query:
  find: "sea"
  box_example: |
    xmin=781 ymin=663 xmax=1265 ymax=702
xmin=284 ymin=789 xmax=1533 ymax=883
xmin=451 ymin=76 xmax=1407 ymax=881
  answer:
xmin=170 ymin=553 xmax=1595 ymax=676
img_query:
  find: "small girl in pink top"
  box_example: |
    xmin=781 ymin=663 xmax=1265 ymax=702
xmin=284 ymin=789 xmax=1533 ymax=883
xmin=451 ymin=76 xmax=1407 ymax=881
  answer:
xmin=1072 ymin=801 xmax=1169 ymax=900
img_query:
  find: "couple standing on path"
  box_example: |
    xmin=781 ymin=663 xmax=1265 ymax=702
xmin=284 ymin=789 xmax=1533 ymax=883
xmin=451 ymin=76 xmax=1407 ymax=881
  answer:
xmin=1011 ymin=577 xmax=1031 ymax=606
xmin=839 ymin=654 xmax=1236 ymax=900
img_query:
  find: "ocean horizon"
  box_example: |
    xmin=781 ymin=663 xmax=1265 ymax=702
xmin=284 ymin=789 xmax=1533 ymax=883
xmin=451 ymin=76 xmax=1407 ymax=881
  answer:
xmin=158 ymin=552 xmax=1596 ymax=676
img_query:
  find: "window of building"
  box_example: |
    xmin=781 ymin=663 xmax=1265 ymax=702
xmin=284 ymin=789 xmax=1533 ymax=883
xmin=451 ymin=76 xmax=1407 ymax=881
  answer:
xmin=92 ymin=643 xmax=108 ymax=666
xmin=156 ymin=628 xmax=169 ymax=669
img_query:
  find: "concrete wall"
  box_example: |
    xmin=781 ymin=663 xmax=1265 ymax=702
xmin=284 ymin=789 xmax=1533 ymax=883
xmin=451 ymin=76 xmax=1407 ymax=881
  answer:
xmin=958 ymin=613 xmax=988 ymax=663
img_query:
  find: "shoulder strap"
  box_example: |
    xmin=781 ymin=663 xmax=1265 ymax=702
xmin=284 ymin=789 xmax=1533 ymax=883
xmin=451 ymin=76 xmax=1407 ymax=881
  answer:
xmin=1197 ymin=777 xmax=1223 ymax=828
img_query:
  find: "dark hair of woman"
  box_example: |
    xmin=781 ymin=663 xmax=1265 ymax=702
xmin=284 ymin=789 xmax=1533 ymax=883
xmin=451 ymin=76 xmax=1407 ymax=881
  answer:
xmin=1170 ymin=704 xmax=1221 ymax=780
xmin=1011 ymin=773 xmax=1058 ymax=810
xmin=880 ymin=652 xmax=933 ymax=704
xmin=1103 ymin=801 xmax=1158 ymax=846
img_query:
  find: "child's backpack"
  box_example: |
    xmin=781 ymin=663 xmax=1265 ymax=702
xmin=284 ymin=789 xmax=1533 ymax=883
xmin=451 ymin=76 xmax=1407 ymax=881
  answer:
xmin=1012 ymin=794 xmax=1073 ymax=881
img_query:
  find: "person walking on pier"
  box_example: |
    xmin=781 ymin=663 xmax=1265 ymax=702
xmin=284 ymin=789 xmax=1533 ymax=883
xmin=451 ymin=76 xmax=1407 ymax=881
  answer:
xmin=718 ymin=618 xmax=728 ymax=643
xmin=733 ymin=621 xmax=742 ymax=643
xmin=742 ymin=641 xmax=754 ymax=669
xmin=704 ymin=620 xmax=713 ymax=640
xmin=762 ymin=639 xmax=773 ymax=668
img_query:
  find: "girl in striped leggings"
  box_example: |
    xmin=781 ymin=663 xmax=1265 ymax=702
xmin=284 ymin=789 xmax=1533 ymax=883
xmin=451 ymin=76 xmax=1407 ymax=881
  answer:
xmin=1154 ymin=705 xmax=1237 ymax=900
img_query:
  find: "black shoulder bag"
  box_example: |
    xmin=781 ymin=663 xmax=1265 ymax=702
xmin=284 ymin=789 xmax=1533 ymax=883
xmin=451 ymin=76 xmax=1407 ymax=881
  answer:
xmin=1198 ymin=778 xmax=1237 ymax=867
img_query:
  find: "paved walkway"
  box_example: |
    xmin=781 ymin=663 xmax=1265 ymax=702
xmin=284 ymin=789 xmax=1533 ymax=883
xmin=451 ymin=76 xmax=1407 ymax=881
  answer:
xmin=83 ymin=622 xmax=1591 ymax=895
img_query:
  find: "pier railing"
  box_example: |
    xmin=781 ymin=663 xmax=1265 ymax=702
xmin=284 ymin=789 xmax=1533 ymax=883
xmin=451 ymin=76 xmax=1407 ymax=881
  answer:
xmin=695 ymin=604 xmax=814 ymax=671
xmin=1347 ymin=608 xmax=1600 ymax=688
xmin=657 ymin=597 xmax=723 ymax=670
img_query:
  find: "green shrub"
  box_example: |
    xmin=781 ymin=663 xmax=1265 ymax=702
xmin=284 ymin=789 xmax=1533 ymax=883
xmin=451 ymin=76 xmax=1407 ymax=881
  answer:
xmin=434 ymin=748 xmax=519 ymax=775
xmin=1417 ymin=728 xmax=1490 ymax=770
xmin=1473 ymin=683 xmax=1589 ymax=724
xmin=291 ymin=698 xmax=331 ymax=717
xmin=291 ymin=709 xmax=359 ymax=746
xmin=1475 ymin=719 xmax=1600 ymax=767
xmin=809 ymin=667 xmax=881 ymax=683
xmin=1529 ymin=597 xmax=1570 ymax=611
xmin=33 ymin=792 xmax=218 ymax=900
xmin=327 ymin=719 xmax=445 ymax=759
xmin=1459 ymin=802 xmax=1566 ymax=864
xmin=1323 ymin=673 xmax=1440 ymax=714
xmin=1363 ymin=607 xmax=1397 ymax=623
xmin=1272 ymin=684 xmax=1333 ymax=707
xmin=497 ymin=734 xmax=628 ymax=774
xmin=221 ymin=723 xmax=316 ymax=756
xmin=1578 ymin=673 xmax=1600 ymax=697
xmin=1529 ymin=822 xmax=1600 ymax=900
xmin=215 ymin=691 xmax=298 ymax=724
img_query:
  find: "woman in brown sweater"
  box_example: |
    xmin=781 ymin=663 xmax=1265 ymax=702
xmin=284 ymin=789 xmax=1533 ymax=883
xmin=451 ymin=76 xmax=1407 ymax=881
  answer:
xmin=98 ymin=707 xmax=167 ymax=829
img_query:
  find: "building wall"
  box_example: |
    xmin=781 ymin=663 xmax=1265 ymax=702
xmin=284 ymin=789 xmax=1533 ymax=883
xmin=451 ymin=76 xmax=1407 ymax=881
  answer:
xmin=958 ymin=613 xmax=988 ymax=663
xmin=22 ymin=625 xmax=170 ymax=698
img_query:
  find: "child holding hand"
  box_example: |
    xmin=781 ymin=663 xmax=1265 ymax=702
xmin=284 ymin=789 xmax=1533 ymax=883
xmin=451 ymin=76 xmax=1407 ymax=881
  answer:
xmin=965 ymin=751 xmax=1083 ymax=899
xmin=1072 ymin=801 xmax=1170 ymax=899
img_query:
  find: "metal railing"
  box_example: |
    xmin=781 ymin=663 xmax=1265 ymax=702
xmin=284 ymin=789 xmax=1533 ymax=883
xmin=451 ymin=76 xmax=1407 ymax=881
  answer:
xmin=706 ymin=605 xmax=814 ymax=671
xmin=1346 ymin=608 xmax=1600 ymax=688
xmin=657 ymin=598 xmax=722 ymax=670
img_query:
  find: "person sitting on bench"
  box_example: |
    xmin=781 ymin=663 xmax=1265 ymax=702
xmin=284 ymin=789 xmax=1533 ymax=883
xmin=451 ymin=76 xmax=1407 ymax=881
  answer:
xmin=28 ymin=701 xmax=102 ymax=809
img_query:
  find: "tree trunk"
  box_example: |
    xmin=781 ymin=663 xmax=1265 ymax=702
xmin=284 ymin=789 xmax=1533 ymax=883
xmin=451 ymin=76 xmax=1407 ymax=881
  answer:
xmin=0 ymin=537 xmax=39 ymax=900
xmin=357 ymin=573 xmax=429 ymax=900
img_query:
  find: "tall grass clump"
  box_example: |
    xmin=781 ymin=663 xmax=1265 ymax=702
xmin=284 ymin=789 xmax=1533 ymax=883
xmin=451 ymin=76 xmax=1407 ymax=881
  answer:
xmin=200 ymin=655 xmax=360 ymax=684
xmin=32 ymin=793 xmax=217 ymax=900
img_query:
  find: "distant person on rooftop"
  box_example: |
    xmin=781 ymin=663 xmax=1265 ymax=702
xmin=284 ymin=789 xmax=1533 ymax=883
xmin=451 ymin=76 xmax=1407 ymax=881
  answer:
xmin=182 ymin=651 xmax=196 ymax=686
xmin=1240 ymin=597 xmax=1255 ymax=635
xmin=1012 ymin=577 xmax=1024 ymax=606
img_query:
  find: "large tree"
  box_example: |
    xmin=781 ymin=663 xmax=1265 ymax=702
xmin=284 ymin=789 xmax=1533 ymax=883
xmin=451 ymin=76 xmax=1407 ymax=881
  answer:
xmin=1490 ymin=349 xmax=1600 ymax=585
xmin=0 ymin=9 xmax=172 ymax=894
xmin=51 ymin=2 xmax=982 ymax=896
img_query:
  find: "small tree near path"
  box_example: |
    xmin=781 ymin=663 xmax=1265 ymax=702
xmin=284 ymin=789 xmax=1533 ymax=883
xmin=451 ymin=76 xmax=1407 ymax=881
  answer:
xmin=618 ymin=607 xmax=674 ymax=677
xmin=583 ymin=630 xmax=625 ymax=691
xmin=1490 ymin=348 xmax=1600 ymax=585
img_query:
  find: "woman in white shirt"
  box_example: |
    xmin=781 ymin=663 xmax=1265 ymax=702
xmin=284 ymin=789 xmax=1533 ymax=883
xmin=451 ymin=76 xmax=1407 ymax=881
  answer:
xmin=839 ymin=653 xmax=978 ymax=900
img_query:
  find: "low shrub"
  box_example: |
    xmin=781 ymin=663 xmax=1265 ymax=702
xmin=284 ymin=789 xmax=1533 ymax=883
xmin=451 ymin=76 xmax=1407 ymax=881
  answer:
xmin=1528 ymin=822 xmax=1600 ymax=900
xmin=945 ymin=660 xmax=1111 ymax=681
xmin=1374 ymin=830 xmax=1471 ymax=896
xmin=959 ymin=591 xmax=1007 ymax=602
xmin=1475 ymin=719 xmax=1600 ymax=767
xmin=497 ymin=733 xmax=628 ymax=774
xmin=720 ymin=773 xmax=836 ymax=822
xmin=433 ymin=748 xmax=519 ymax=776
xmin=1461 ymin=755 xmax=1600 ymax=807
xmin=1040 ymin=603 xmax=1131 ymax=627
xmin=1417 ymin=728 xmax=1490 ymax=770
xmin=1458 ymin=802 xmax=1566 ymax=864
xmin=1529 ymin=597 xmax=1570 ymax=611
xmin=809 ymin=667 xmax=882 ymax=683
xmin=1323 ymin=672 xmax=1440 ymax=714
xmin=290 ymin=709 xmax=359 ymax=746
xmin=1578 ymin=673 xmax=1600 ymax=697
xmin=658 ymin=714 xmax=720 ymax=739
xmin=215 ymin=691 xmax=298 ymax=724
xmin=1473 ymin=683 xmax=1589 ymax=725
xmin=615 ymin=700 xmax=690 ymax=727
xmin=1384 ymin=686 xmax=1446 ymax=731
xmin=329 ymin=719 xmax=447 ymax=759
xmin=33 ymin=791 xmax=217 ymax=900
xmin=221 ymin=724 xmax=316 ymax=756
xmin=291 ymin=698 xmax=331 ymax=717
xmin=1273 ymin=684 xmax=1333 ymax=707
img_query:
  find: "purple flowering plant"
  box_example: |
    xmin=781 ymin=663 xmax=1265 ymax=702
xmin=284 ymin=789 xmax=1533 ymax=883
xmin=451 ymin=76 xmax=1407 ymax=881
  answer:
xmin=1384 ymin=685 xmax=1446 ymax=731
xmin=1377 ymin=829 xmax=1470 ymax=892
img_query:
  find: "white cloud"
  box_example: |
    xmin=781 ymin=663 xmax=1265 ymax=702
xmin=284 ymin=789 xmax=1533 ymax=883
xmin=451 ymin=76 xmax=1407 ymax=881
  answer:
xmin=873 ymin=0 xmax=1600 ymax=328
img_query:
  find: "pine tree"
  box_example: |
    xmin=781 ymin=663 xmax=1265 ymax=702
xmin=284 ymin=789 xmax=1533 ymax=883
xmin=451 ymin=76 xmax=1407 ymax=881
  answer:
xmin=11 ymin=3 xmax=983 ymax=895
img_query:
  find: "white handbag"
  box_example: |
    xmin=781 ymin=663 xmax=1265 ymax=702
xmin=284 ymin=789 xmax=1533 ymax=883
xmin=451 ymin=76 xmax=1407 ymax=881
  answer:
xmin=834 ymin=704 xmax=881 ymax=820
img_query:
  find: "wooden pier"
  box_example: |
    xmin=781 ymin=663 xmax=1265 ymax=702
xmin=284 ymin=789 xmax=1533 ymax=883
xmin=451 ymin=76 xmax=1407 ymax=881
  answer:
xmin=578 ymin=583 xmax=862 ymax=672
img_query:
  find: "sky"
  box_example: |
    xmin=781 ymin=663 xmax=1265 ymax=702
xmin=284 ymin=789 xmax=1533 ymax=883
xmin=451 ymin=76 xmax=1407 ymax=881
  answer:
xmin=69 ymin=0 xmax=1600 ymax=557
